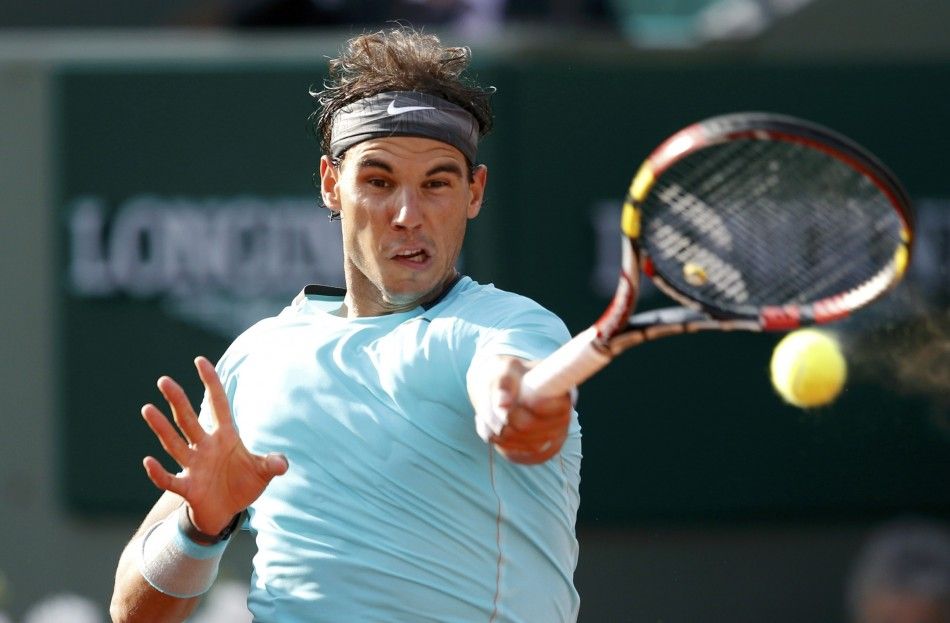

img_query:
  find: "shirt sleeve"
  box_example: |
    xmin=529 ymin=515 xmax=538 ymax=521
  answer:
xmin=474 ymin=303 xmax=572 ymax=363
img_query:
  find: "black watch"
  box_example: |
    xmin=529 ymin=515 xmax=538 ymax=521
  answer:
xmin=178 ymin=505 xmax=244 ymax=546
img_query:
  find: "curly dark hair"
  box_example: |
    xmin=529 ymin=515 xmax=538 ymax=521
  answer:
xmin=311 ymin=27 xmax=494 ymax=157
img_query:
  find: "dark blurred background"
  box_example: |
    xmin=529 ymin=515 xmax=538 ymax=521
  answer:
xmin=1 ymin=1 xmax=948 ymax=621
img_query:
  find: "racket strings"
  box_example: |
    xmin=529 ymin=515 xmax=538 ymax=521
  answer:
xmin=687 ymin=174 xmax=893 ymax=304
xmin=646 ymin=140 xmax=779 ymax=303
xmin=769 ymin=160 xmax=898 ymax=302
xmin=731 ymin=148 xmax=894 ymax=300
xmin=659 ymin=166 xmax=894 ymax=305
xmin=790 ymin=205 xmax=899 ymax=301
xmin=642 ymin=139 xmax=903 ymax=312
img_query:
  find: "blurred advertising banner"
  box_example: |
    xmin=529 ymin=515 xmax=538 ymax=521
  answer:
xmin=57 ymin=59 xmax=950 ymax=522
xmin=67 ymin=194 xmax=342 ymax=336
xmin=55 ymin=65 xmax=344 ymax=512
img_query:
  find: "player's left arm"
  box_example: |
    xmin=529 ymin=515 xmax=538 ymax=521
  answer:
xmin=467 ymin=355 xmax=574 ymax=464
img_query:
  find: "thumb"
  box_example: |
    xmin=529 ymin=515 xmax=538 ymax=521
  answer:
xmin=258 ymin=452 xmax=289 ymax=479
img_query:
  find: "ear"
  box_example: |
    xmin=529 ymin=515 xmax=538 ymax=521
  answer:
xmin=320 ymin=155 xmax=342 ymax=214
xmin=467 ymin=164 xmax=488 ymax=219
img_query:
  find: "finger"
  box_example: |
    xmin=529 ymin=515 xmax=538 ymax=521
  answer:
xmin=518 ymin=388 xmax=573 ymax=417
xmin=493 ymin=426 xmax=568 ymax=464
xmin=495 ymin=441 xmax=562 ymax=465
xmin=257 ymin=452 xmax=289 ymax=480
xmin=493 ymin=419 xmax=564 ymax=446
xmin=485 ymin=360 xmax=521 ymax=431
xmin=142 ymin=456 xmax=187 ymax=496
xmin=157 ymin=375 xmax=206 ymax=444
xmin=141 ymin=404 xmax=191 ymax=467
xmin=496 ymin=419 xmax=566 ymax=447
xmin=475 ymin=416 xmax=495 ymax=442
xmin=504 ymin=411 xmax=568 ymax=437
xmin=492 ymin=398 xmax=570 ymax=460
xmin=194 ymin=356 xmax=234 ymax=432
xmin=507 ymin=394 xmax=572 ymax=430
xmin=475 ymin=402 xmax=508 ymax=441
xmin=493 ymin=365 xmax=518 ymax=412
xmin=499 ymin=422 xmax=566 ymax=445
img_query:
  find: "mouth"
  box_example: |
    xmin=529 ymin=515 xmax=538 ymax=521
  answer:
xmin=391 ymin=247 xmax=431 ymax=267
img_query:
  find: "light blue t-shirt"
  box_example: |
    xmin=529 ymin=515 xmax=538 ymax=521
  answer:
xmin=210 ymin=277 xmax=582 ymax=622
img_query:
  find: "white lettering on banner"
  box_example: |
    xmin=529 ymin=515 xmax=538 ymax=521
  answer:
xmin=68 ymin=195 xmax=343 ymax=298
xmin=66 ymin=195 xmax=344 ymax=337
xmin=69 ymin=197 xmax=113 ymax=295
xmin=911 ymin=199 xmax=950 ymax=299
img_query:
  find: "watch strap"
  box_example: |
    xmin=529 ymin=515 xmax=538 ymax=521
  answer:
xmin=178 ymin=505 xmax=244 ymax=546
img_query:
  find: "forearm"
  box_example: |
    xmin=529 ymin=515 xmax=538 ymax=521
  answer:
xmin=110 ymin=541 xmax=201 ymax=623
xmin=110 ymin=492 xmax=223 ymax=622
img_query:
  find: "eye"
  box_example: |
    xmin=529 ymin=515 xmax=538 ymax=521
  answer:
xmin=425 ymin=178 xmax=452 ymax=189
xmin=367 ymin=178 xmax=390 ymax=188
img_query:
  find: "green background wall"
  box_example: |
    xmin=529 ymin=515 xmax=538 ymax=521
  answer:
xmin=55 ymin=59 xmax=950 ymax=525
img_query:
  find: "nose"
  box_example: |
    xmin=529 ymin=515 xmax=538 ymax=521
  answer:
xmin=392 ymin=190 xmax=423 ymax=230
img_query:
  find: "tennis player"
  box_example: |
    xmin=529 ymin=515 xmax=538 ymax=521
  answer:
xmin=110 ymin=27 xmax=582 ymax=623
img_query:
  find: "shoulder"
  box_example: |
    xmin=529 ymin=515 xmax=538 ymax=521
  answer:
xmin=434 ymin=278 xmax=567 ymax=333
xmin=426 ymin=279 xmax=571 ymax=361
xmin=213 ymin=302 xmax=302 ymax=377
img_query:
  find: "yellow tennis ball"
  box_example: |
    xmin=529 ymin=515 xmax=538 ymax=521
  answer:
xmin=770 ymin=329 xmax=847 ymax=408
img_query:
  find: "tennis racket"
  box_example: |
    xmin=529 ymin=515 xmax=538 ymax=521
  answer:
xmin=522 ymin=112 xmax=914 ymax=399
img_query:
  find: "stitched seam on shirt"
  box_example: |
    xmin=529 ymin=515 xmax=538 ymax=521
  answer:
xmin=488 ymin=445 xmax=503 ymax=623
xmin=558 ymin=451 xmax=570 ymax=509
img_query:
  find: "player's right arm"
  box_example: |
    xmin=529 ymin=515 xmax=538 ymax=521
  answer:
xmin=468 ymin=355 xmax=574 ymax=465
xmin=110 ymin=356 xmax=288 ymax=623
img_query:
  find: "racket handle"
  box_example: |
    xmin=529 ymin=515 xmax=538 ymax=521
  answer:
xmin=521 ymin=327 xmax=610 ymax=400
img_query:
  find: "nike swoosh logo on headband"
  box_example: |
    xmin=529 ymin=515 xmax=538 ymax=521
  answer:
xmin=387 ymin=100 xmax=436 ymax=115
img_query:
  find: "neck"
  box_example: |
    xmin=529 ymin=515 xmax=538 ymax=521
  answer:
xmin=342 ymin=270 xmax=461 ymax=318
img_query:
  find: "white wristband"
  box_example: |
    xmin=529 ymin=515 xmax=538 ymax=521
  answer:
xmin=136 ymin=506 xmax=230 ymax=598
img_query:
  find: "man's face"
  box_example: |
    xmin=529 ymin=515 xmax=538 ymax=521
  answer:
xmin=320 ymin=136 xmax=487 ymax=316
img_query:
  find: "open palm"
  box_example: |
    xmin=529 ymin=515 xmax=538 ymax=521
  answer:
xmin=141 ymin=356 xmax=288 ymax=535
